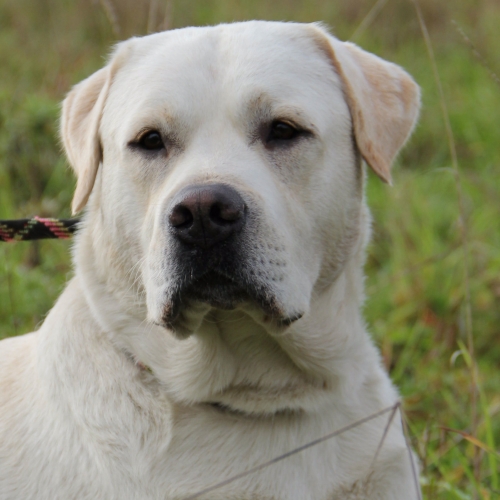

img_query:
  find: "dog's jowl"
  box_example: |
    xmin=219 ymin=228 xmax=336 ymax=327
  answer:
xmin=0 ymin=22 xmax=421 ymax=499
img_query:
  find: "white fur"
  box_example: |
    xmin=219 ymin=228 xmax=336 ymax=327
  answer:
xmin=0 ymin=22 xmax=421 ymax=499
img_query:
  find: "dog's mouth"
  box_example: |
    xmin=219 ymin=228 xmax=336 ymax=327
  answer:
xmin=182 ymin=270 xmax=252 ymax=309
xmin=160 ymin=268 xmax=301 ymax=333
xmin=205 ymin=400 xmax=302 ymax=418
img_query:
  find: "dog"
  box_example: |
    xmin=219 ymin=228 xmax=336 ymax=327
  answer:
xmin=0 ymin=21 xmax=421 ymax=499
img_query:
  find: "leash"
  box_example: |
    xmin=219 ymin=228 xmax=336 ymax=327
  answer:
xmin=0 ymin=217 xmax=80 ymax=242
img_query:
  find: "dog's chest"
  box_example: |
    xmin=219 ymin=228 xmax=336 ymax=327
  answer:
xmin=103 ymin=407 xmax=362 ymax=500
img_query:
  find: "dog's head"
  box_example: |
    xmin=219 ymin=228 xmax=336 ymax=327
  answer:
xmin=61 ymin=22 xmax=419 ymax=412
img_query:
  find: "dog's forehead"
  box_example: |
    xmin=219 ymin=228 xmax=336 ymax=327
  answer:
xmin=106 ymin=22 xmax=344 ymax=131
xmin=128 ymin=22 xmax=333 ymax=79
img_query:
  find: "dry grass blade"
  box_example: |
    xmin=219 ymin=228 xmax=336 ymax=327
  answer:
xmin=401 ymin=410 xmax=423 ymax=500
xmin=452 ymin=20 xmax=500 ymax=89
xmin=410 ymin=0 xmax=480 ymax=491
xmin=161 ymin=0 xmax=174 ymax=31
xmin=184 ymin=403 xmax=400 ymax=500
xmin=370 ymin=401 xmax=400 ymax=467
xmin=350 ymin=0 xmax=389 ymax=41
xmin=99 ymin=0 xmax=121 ymax=38
xmin=440 ymin=427 xmax=500 ymax=457
xmin=147 ymin=0 xmax=159 ymax=34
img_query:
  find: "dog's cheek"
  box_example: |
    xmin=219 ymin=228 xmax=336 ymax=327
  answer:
xmin=261 ymin=138 xmax=358 ymax=304
xmin=144 ymin=268 xmax=168 ymax=326
xmin=143 ymin=245 xmax=176 ymax=326
xmin=243 ymin=197 xmax=316 ymax=323
xmin=303 ymin=142 xmax=364 ymax=288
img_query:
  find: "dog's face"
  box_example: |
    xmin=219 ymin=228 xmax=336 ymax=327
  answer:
xmin=103 ymin=24 xmax=363 ymax=338
xmin=61 ymin=22 xmax=419 ymax=412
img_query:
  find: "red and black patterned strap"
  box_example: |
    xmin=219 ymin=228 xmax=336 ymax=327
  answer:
xmin=0 ymin=217 xmax=80 ymax=242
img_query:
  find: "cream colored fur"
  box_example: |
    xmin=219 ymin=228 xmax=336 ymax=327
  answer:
xmin=0 ymin=22 xmax=421 ymax=499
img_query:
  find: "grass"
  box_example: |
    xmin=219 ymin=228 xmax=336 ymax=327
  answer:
xmin=1 ymin=0 xmax=499 ymax=497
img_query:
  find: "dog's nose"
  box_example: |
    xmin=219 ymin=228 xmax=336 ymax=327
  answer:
xmin=169 ymin=184 xmax=246 ymax=248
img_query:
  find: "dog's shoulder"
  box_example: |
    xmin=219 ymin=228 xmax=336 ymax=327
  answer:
xmin=0 ymin=332 xmax=37 ymax=408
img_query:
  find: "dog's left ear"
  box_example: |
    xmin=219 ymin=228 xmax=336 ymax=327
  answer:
xmin=309 ymin=25 xmax=421 ymax=184
xmin=61 ymin=41 xmax=133 ymax=214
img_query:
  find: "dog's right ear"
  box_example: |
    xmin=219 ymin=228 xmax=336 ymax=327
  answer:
xmin=61 ymin=67 xmax=112 ymax=215
xmin=61 ymin=41 xmax=134 ymax=214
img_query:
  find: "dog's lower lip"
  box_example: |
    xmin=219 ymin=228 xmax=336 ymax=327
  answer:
xmin=205 ymin=400 xmax=303 ymax=418
xmin=161 ymin=271 xmax=248 ymax=321
xmin=205 ymin=401 xmax=262 ymax=417
xmin=205 ymin=401 xmax=254 ymax=418
xmin=276 ymin=312 xmax=303 ymax=326
xmin=207 ymin=402 xmax=235 ymax=413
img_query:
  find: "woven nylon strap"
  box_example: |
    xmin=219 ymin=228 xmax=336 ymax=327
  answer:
xmin=0 ymin=217 xmax=80 ymax=242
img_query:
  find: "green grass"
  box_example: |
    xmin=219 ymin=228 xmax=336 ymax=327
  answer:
xmin=1 ymin=0 xmax=499 ymax=497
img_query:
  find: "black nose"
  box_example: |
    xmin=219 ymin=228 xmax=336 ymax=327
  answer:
xmin=168 ymin=184 xmax=246 ymax=248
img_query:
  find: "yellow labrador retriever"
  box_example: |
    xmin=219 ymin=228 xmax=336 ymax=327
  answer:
xmin=0 ymin=22 xmax=420 ymax=499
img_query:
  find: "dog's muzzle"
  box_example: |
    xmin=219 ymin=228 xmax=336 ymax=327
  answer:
xmin=162 ymin=183 xmax=252 ymax=323
xmin=159 ymin=183 xmax=299 ymax=332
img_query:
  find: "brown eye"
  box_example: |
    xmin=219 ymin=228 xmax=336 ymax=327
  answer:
xmin=139 ymin=131 xmax=164 ymax=150
xmin=267 ymin=121 xmax=299 ymax=142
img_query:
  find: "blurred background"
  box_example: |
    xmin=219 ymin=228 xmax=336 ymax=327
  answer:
xmin=0 ymin=0 xmax=499 ymax=497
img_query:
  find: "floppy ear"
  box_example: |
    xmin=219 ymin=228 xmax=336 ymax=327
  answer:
xmin=61 ymin=41 xmax=135 ymax=214
xmin=310 ymin=26 xmax=421 ymax=183
xmin=61 ymin=67 xmax=112 ymax=214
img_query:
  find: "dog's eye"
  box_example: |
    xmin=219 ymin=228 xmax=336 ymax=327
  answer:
xmin=138 ymin=131 xmax=164 ymax=150
xmin=267 ymin=121 xmax=299 ymax=142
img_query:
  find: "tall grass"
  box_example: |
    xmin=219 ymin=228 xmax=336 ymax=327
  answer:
xmin=1 ymin=0 xmax=499 ymax=497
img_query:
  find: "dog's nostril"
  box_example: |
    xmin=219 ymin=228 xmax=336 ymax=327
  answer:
xmin=169 ymin=205 xmax=193 ymax=229
xmin=209 ymin=202 xmax=243 ymax=225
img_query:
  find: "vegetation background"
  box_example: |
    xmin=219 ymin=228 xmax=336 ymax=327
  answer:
xmin=0 ymin=0 xmax=499 ymax=497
